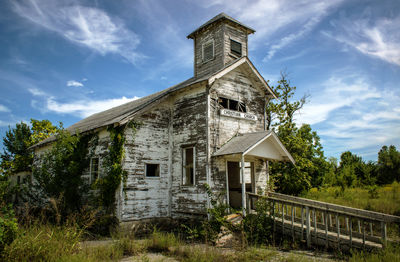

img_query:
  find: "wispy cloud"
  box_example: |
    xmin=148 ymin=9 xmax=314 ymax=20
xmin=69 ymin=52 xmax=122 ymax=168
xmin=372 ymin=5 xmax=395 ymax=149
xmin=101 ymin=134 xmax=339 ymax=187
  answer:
xmin=296 ymin=76 xmax=381 ymax=125
xmin=46 ymin=96 xmax=140 ymax=118
xmin=12 ymin=0 xmax=143 ymax=64
xmin=67 ymin=80 xmax=84 ymax=87
xmin=0 ymin=105 xmax=10 ymax=113
xmin=296 ymin=73 xmax=400 ymax=156
xmin=28 ymin=86 xmax=139 ymax=118
xmin=326 ymin=15 xmax=400 ymax=66
xmin=200 ymin=0 xmax=344 ymax=58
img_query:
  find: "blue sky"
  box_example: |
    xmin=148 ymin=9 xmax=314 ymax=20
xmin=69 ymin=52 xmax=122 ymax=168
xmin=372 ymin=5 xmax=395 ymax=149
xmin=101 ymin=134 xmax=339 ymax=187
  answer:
xmin=0 ymin=0 xmax=399 ymax=161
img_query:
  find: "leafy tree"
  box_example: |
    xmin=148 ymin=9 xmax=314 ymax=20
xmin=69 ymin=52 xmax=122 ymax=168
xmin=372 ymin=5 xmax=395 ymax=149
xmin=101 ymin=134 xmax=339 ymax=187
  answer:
xmin=1 ymin=122 xmax=32 ymax=176
xmin=267 ymin=73 xmax=328 ymax=195
xmin=0 ymin=119 xmax=59 ymax=177
xmin=377 ymin=145 xmax=400 ymax=185
xmin=32 ymin=129 xmax=93 ymax=216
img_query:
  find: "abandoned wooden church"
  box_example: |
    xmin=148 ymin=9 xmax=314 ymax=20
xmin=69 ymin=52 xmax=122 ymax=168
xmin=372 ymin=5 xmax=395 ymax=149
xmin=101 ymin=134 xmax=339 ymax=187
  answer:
xmin=33 ymin=13 xmax=294 ymax=222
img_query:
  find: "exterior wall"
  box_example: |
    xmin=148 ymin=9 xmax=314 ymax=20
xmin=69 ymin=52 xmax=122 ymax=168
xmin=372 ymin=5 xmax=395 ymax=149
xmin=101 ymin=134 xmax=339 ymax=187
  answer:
xmin=170 ymin=85 xmax=208 ymax=217
xmin=209 ymin=68 xmax=265 ymax=153
xmin=121 ymin=105 xmax=171 ymax=221
xmin=120 ymin=84 xmax=209 ymax=220
xmin=81 ymin=129 xmax=110 ymax=185
xmin=209 ymin=67 xmax=267 ymax=196
xmin=194 ymin=23 xmax=224 ymax=78
xmin=193 ymin=22 xmax=248 ymax=78
xmin=223 ymin=23 xmax=248 ymax=65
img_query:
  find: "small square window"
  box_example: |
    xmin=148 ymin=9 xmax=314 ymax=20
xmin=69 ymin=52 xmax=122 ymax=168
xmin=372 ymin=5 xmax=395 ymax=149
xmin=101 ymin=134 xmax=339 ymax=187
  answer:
xmin=146 ymin=164 xmax=160 ymax=177
xmin=203 ymin=41 xmax=214 ymax=62
xmin=230 ymin=39 xmax=242 ymax=57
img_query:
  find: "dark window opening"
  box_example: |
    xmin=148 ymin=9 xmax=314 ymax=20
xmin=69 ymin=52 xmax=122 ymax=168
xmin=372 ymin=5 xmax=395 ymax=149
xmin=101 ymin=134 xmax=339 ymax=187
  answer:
xmin=90 ymin=157 xmax=99 ymax=183
xmin=230 ymin=39 xmax=242 ymax=57
xmin=203 ymin=41 xmax=214 ymax=62
xmin=183 ymin=147 xmax=195 ymax=186
xmin=146 ymin=164 xmax=160 ymax=177
xmin=218 ymin=97 xmax=247 ymax=113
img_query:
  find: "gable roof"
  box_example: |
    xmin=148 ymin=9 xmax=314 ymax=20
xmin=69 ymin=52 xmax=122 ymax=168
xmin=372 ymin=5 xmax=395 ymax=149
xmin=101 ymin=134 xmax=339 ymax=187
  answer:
xmin=187 ymin=13 xmax=255 ymax=39
xmin=32 ymin=57 xmax=274 ymax=149
xmin=213 ymin=131 xmax=295 ymax=164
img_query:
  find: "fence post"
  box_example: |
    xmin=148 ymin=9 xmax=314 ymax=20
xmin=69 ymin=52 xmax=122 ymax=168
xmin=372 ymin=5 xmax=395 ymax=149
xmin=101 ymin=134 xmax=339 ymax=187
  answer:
xmin=301 ymin=207 xmax=304 ymax=240
xmin=381 ymin=221 xmax=387 ymax=248
xmin=349 ymin=216 xmax=353 ymax=249
xmin=291 ymin=205 xmax=294 ymax=241
xmin=362 ymin=219 xmax=366 ymax=249
xmin=313 ymin=209 xmax=317 ymax=244
xmin=306 ymin=206 xmax=311 ymax=248
xmin=336 ymin=214 xmax=340 ymax=249
xmin=324 ymin=211 xmax=328 ymax=249
xmin=282 ymin=203 xmax=285 ymax=237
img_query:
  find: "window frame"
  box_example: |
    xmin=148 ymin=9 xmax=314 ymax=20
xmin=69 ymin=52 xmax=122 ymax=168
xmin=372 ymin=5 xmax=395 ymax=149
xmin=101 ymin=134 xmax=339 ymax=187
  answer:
xmin=182 ymin=146 xmax=196 ymax=186
xmin=89 ymin=157 xmax=100 ymax=184
xmin=230 ymin=39 xmax=242 ymax=57
xmin=218 ymin=97 xmax=247 ymax=113
xmin=202 ymin=40 xmax=215 ymax=62
xmin=145 ymin=163 xmax=161 ymax=178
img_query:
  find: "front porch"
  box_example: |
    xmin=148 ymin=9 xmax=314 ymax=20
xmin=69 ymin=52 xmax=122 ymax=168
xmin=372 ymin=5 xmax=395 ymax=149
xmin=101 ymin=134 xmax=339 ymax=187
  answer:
xmin=212 ymin=131 xmax=295 ymax=214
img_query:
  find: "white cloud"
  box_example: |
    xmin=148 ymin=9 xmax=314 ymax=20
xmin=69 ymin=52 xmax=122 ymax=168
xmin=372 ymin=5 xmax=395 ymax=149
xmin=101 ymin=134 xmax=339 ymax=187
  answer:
xmin=199 ymin=0 xmax=344 ymax=58
xmin=327 ymin=16 xmax=400 ymax=66
xmin=46 ymin=96 xmax=140 ymax=118
xmin=28 ymin=87 xmax=48 ymax=97
xmin=67 ymin=80 xmax=84 ymax=87
xmin=12 ymin=0 xmax=143 ymax=64
xmin=296 ymin=73 xmax=400 ymax=155
xmin=0 ymin=105 xmax=10 ymax=113
xmin=27 ymin=86 xmax=140 ymax=118
xmin=296 ymin=76 xmax=381 ymax=125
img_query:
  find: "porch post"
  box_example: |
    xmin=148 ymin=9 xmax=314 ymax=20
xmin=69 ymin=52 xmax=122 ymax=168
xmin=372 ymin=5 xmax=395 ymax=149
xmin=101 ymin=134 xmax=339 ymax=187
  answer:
xmin=241 ymin=154 xmax=246 ymax=216
xmin=266 ymin=160 xmax=270 ymax=192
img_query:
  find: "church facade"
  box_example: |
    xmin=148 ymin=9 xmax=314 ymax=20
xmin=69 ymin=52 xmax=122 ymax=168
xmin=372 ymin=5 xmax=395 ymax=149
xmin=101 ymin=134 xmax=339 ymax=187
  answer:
xmin=33 ymin=13 xmax=294 ymax=222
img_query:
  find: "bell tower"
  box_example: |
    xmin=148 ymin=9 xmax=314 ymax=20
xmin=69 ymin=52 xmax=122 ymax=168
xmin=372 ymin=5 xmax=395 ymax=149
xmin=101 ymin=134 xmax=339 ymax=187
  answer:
xmin=187 ymin=13 xmax=255 ymax=78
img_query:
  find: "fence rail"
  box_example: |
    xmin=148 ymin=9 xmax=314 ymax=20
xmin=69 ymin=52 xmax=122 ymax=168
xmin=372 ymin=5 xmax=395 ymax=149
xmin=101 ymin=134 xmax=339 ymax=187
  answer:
xmin=246 ymin=192 xmax=400 ymax=250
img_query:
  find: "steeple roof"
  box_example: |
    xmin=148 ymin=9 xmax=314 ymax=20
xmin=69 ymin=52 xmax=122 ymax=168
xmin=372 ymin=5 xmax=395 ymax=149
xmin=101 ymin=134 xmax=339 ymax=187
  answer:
xmin=187 ymin=12 xmax=255 ymax=39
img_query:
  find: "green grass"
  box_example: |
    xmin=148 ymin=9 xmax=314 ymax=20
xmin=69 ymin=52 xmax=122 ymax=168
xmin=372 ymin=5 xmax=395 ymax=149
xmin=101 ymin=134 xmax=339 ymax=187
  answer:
xmin=2 ymin=219 xmax=399 ymax=261
xmin=303 ymin=182 xmax=400 ymax=215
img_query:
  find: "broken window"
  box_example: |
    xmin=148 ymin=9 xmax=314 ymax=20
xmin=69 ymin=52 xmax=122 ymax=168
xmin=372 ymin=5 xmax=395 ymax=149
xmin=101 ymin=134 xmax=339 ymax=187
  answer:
xmin=146 ymin=163 xmax=160 ymax=177
xmin=230 ymin=39 xmax=242 ymax=57
xmin=90 ymin=157 xmax=99 ymax=183
xmin=218 ymin=97 xmax=247 ymax=112
xmin=202 ymin=41 xmax=214 ymax=62
xmin=182 ymin=147 xmax=195 ymax=186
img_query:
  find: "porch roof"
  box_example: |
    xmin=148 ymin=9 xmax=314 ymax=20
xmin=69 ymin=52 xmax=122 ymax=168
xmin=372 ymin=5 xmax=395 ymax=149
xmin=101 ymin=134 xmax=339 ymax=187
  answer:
xmin=213 ymin=131 xmax=295 ymax=164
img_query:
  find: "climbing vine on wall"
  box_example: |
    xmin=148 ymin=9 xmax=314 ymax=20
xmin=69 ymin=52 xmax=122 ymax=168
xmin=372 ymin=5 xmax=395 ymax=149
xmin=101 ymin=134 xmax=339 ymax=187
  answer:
xmin=95 ymin=121 xmax=140 ymax=214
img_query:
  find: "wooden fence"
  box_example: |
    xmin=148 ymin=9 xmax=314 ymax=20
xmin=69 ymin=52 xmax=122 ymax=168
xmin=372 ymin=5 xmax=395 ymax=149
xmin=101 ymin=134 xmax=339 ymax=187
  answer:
xmin=246 ymin=192 xmax=400 ymax=250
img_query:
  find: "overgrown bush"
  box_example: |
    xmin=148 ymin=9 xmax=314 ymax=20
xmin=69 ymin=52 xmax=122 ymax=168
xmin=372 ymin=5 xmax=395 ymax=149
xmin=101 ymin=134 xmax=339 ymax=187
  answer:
xmin=0 ymin=205 xmax=18 ymax=253
xmin=243 ymin=198 xmax=274 ymax=245
xmin=202 ymin=184 xmax=230 ymax=241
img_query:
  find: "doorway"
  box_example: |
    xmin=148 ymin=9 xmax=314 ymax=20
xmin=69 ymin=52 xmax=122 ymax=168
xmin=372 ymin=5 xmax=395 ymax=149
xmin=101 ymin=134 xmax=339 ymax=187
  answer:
xmin=227 ymin=161 xmax=254 ymax=209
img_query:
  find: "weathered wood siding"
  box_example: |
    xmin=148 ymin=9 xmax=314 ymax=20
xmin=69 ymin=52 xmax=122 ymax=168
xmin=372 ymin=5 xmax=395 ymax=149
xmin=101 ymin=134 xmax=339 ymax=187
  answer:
xmin=194 ymin=23 xmax=224 ymax=78
xmin=170 ymin=86 xmax=208 ymax=217
xmin=121 ymin=106 xmax=171 ymax=221
xmin=223 ymin=23 xmax=248 ymax=65
xmin=209 ymin=67 xmax=267 ymax=195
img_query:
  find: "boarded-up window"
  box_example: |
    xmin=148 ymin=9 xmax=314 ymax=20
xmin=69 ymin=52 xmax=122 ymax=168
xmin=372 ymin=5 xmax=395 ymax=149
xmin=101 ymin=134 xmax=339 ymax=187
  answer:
xmin=146 ymin=164 xmax=160 ymax=177
xmin=182 ymin=147 xmax=195 ymax=186
xmin=230 ymin=39 xmax=242 ymax=57
xmin=90 ymin=157 xmax=99 ymax=183
xmin=203 ymin=41 xmax=214 ymax=62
